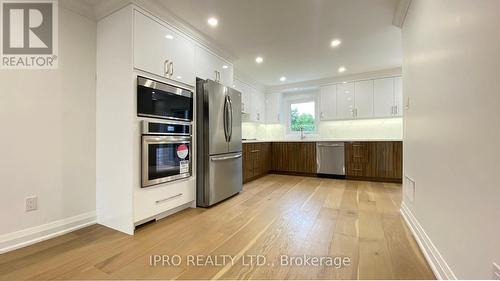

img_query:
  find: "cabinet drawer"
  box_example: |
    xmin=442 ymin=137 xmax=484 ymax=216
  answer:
xmin=134 ymin=179 xmax=195 ymax=222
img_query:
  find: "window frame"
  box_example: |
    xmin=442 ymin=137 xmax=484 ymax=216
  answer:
xmin=285 ymin=96 xmax=319 ymax=135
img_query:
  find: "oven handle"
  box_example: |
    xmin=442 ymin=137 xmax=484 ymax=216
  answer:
xmin=211 ymin=153 xmax=242 ymax=161
xmin=142 ymin=136 xmax=191 ymax=144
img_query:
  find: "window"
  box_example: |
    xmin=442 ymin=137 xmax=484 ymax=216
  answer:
xmin=288 ymin=100 xmax=316 ymax=132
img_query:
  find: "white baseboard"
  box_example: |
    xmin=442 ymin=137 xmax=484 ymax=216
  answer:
xmin=0 ymin=211 xmax=96 ymax=254
xmin=400 ymin=202 xmax=457 ymax=280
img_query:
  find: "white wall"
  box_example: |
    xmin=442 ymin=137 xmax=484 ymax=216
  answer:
xmin=402 ymin=0 xmax=500 ymax=279
xmin=0 ymin=7 xmax=96 ymax=249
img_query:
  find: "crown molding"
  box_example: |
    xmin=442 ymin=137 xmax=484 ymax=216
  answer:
xmin=265 ymin=67 xmax=402 ymax=93
xmin=91 ymin=0 xmax=237 ymax=62
xmin=392 ymin=0 xmax=412 ymax=28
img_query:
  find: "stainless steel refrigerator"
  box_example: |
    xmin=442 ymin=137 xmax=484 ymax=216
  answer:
xmin=196 ymin=78 xmax=242 ymax=207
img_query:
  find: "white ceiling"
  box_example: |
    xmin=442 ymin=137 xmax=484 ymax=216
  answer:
xmin=153 ymin=0 xmax=402 ymax=86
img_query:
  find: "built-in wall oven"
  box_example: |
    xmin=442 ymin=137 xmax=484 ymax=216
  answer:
xmin=137 ymin=76 xmax=193 ymax=121
xmin=142 ymin=120 xmax=192 ymax=188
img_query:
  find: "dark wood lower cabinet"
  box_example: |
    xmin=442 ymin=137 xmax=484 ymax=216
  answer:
xmin=345 ymin=141 xmax=402 ymax=182
xmin=243 ymin=141 xmax=401 ymax=183
xmin=242 ymin=142 xmax=271 ymax=183
xmin=271 ymin=142 xmax=317 ymax=175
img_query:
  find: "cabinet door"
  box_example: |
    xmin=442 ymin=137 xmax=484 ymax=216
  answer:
xmin=345 ymin=142 xmax=377 ymax=177
xmin=394 ymin=76 xmax=403 ymax=116
xmin=252 ymin=143 xmax=263 ymax=177
xmin=242 ymin=144 xmax=254 ymax=182
xmin=133 ymin=11 xmax=171 ymax=78
xmin=374 ymin=78 xmax=395 ymax=117
xmin=336 ymin=82 xmax=355 ymax=119
xmin=354 ymin=80 xmax=374 ymax=119
xmin=194 ymin=46 xmax=217 ymax=81
xmin=169 ymin=32 xmax=195 ymax=85
xmin=375 ymin=142 xmax=402 ymax=180
xmin=233 ymin=79 xmax=250 ymax=114
xmin=133 ymin=11 xmax=195 ymax=86
xmin=266 ymin=92 xmax=282 ymax=124
xmin=250 ymin=89 xmax=265 ymax=123
xmin=319 ymin=84 xmax=337 ymax=120
xmin=219 ymin=61 xmax=234 ymax=87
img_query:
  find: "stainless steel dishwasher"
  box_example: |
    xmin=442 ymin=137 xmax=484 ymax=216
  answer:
xmin=316 ymin=142 xmax=345 ymax=178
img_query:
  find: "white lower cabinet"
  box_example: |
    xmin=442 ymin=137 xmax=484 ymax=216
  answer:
xmin=354 ymin=80 xmax=374 ymax=119
xmin=319 ymin=84 xmax=337 ymax=120
xmin=134 ymin=180 xmax=195 ymax=223
xmin=133 ymin=10 xmax=195 ymax=86
xmin=266 ymin=92 xmax=282 ymax=124
xmin=336 ymin=82 xmax=355 ymax=119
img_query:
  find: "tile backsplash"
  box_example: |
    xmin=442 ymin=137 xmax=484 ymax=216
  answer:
xmin=242 ymin=118 xmax=403 ymax=140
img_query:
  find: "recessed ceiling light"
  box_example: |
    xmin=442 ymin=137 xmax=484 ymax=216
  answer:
xmin=330 ymin=39 xmax=342 ymax=47
xmin=343 ymin=81 xmax=347 ymax=84
xmin=255 ymin=57 xmax=263 ymax=64
xmin=222 ymin=65 xmax=228 ymax=69
xmin=207 ymin=17 xmax=218 ymax=27
xmin=338 ymin=66 xmax=346 ymax=73
xmin=165 ymin=34 xmax=173 ymax=40
xmin=177 ymin=76 xmax=182 ymax=79
xmin=280 ymin=76 xmax=286 ymax=82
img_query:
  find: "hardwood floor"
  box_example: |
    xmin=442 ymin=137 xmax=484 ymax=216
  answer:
xmin=0 ymin=175 xmax=435 ymax=280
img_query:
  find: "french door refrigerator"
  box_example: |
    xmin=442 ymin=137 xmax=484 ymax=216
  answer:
xmin=196 ymin=78 xmax=242 ymax=207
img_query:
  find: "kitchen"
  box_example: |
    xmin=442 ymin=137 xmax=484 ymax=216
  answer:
xmin=1 ymin=0 xmax=498 ymax=280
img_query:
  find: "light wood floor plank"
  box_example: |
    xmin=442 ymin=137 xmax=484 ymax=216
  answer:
xmin=0 ymin=175 xmax=435 ymax=280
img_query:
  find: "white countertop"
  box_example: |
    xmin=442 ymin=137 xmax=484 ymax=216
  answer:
xmin=242 ymin=138 xmax=402 ymax=143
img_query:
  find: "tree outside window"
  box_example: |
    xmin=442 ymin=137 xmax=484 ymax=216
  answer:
xmin=290 ymin=101 xmax=316 ymax=132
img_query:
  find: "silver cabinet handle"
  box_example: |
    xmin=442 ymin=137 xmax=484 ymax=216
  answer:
xmin=164 ymin=60 xmax=170 ymax=77
xmin=250 ymin=150 xmax=260 ymax=153
xmin=170 ymin=62 xmax=174 ymax=76
xmin=156 ymin=193 xmax=182 ymax=204
xmin=211 ymin=154 xmax=242 ymax=161
xmin=395 ymin=106 xmax=398 ymax=115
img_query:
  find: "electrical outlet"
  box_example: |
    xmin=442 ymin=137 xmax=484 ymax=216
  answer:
xmin=25 ymin=196 xmax=37 ymax=212
xmin=493 ymin=262 xmax=500 ymax=280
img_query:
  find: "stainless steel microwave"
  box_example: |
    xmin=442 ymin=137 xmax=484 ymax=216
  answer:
xmin=137 ymin=76 xmax=193 ymax=121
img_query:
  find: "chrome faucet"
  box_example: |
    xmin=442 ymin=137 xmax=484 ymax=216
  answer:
xmin=300 ymin=126 xmax=306 ymax=140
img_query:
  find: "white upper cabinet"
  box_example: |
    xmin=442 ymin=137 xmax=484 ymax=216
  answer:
xmin=394 ymin=76 xmax=403 ymax=116
xmin=133 ymin=11 xmax=195 ymax=85
xmin=195 ymin=45 xmax=233 ymax=86
xmin=250 ymin=88 xmax=265 ymax=123
xmin=319 ymin=84 xmax=337 ymax=120
xmin=266 ymin=92 xmax=282 ymax=124
xmin=233 ymin=78 xmax=249 ymax=114
xmin=336 ymin=82 xmax=355 ymax=119
xmin=374 ymin=78 xmax=395 ymax=117
xmin=373 ymin=76 xmax=403 ymax=117
xmin=354 ymin=80 xmax=374 ymax=119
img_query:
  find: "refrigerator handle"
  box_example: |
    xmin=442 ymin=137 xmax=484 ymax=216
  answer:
xmin=223 ymin=96 xmax=229 ymax=142
xmin=227 ymin=96 xmax=233 ymax=142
